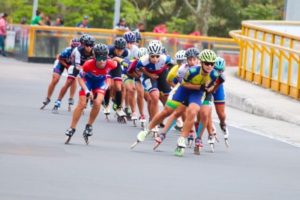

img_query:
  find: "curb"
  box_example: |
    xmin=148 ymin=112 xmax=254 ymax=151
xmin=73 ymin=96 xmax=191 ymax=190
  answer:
xmin=226 ymin=90 xmax=300 ymax=127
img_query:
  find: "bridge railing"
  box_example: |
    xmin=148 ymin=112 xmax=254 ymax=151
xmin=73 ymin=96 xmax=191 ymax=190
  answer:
xmin=9 ymin=25 xmax=239 ymax=64
xmin=230 ymin=20 xmax=300 ymax=100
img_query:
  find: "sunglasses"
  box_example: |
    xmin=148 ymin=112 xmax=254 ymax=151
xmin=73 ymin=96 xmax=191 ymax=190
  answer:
xmin=96 ymin=56 xmax=107 ymax=62
xmin=86 ymin=44 xmax=94 ymax=47
xmin=203 ymin=61 xmax=215 ymax=66
xmin=150 ymin=55 xmax=160 ymax=58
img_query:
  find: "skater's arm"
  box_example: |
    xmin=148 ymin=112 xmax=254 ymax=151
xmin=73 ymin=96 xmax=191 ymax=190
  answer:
xmin=141 ymin=68 xmax=158 ymax=79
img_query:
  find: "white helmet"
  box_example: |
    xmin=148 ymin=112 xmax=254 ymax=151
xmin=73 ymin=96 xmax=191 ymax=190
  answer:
xmin=175 ymin=50 xmax=186 ymax=61
xmin=137 ymin=47 xmax=148 ymax=58
xmin=147 ymin=40 xmax=162 ymax=55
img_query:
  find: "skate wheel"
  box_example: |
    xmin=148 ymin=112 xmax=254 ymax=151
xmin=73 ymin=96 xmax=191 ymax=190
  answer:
xmin=83 ymin=135 xmax=89 ymax=145
xmin=153 ymin=142 xmax=161 ymax=151
xmin=133 ymin=120 xmax=137 ymax=127
xmin=194 ymin=146 xmax=200 ymax=155
xmin=175 ymin=147 xmax=185 ymax=157
xmin=65 ymin=136 xmax=72 ymax=144
xmin=210 ymin=144 xmax=215 ymax=153
xmin=40 ymin=105 xmax=46 ymax=110
xmin=225 ymin=139 xmax=229 ymax=148
xmin=187 ymin=140 xmax=193 ymax=148
xmin=130 ymin=141 xmax=139 ymax=149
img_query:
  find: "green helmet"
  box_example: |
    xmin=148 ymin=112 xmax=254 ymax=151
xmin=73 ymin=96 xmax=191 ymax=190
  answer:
xmin=199 ymin=49 xmax=217 ymax=63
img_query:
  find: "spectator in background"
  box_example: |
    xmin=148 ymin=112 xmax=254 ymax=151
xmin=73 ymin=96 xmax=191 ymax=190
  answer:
xmin=76 ymin=15 xmax=90 ymax=28
xmin=44 ymin=15 xmax=52 ymax=26
xmin=20 ymin=17 xmax=27 ymax=25
xmin=153 ymin=23 xmax=167 ymax=34
xmin=183 ymin=31 xmax=200 ymax=49
xmin=134 ymin=22 xmax=145 ymax=32
xmin=49 ymin=17 xmax=64 ymax=58
xmin=0 ymin=12 xmax=8 ymax=56
xmin=31 ymin=10 xmax=44 ymax=25
xmin=115 ymin=18 xmax=129 ymax=31
xmin=54 ymin=17 xmax=64 ymax=27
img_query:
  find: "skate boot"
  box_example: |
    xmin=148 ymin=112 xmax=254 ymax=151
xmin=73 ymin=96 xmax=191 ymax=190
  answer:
xmin=208 ymin=134 xmax=216 ymax=153
xmin=83 ymin=124 xmax=93 ymax=145
xmin=174 ymin=118 xmax=183 ymax=131
xmin=124 ymin=107 xmax=132 ymax=121
xmin=139 ymin=115 xmax=146 ymax=130
xmin=40 ymin=97 xmax=50 ymax=110
xmin=130 ymin=129 xmax=150 ymax=149
xmin=116 ymin=108 xmax=126 ymax=124
xmin=153 ymin=133 xmax=166 ymax=150
xmin=159 ymin=123 xmax=165 ymax=128
xmin=194 ymin=137 xmax=203 ymax=155
xmin=68 ymin=98 xmax=74 ymax=112
xmin=103 ymin=105 xmax=110 ymax=121
xmin=64 ymin=128 xmax=75 ymax=144
xmin=131 ymin=112 xmax=138 ymax=127
xmin=175 ymin=136 xmax=186 ymax=157
xmin=220 ymin=123 xmax=229 ymax=148
xmin=151 ymin=126 xmax=159 ymax=138
xmin=112 ymin=102 xmax=118 ymax=112
xmin=52 ymin=100 xmax=61 ymax=113
xmin=187 ymin=130 xmax=195 ymax=148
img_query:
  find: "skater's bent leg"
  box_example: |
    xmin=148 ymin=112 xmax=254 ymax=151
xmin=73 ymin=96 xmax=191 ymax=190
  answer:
xmin=47 ymin=73 xmax=60 ymax=99
xmin=180 ymin=103 xmax=200 ymax=138
xmin=136 ymin=82 xmax=144 ymax=116
xmin=58 ymin=78 xmax=74 ymax=100
xmin=126 ymin=82 xmax=137 ymax=114
xmin=148 ymin=106 xmax=174 ymax=130
xmin=215 ymin=103 xmax=226 ymax=125
xmin=149 ymin=90 xmax=159 ymax=120
xmin=161 ymin=105 xmax=186 ymax=133
xmin=69 ymin=79 xmax=77 ymax=99
xmin=70 ymin=96 xmax=87 ymax=128
xmin=207 ymin=107 xmax=214 ymax=135
xmin=87 ymin=93 xmax=104 ymax=125
xmin=199 ymin=105 xmax=211 ymax=139
xmin=114 ymin=80 xmax=123 ymax=108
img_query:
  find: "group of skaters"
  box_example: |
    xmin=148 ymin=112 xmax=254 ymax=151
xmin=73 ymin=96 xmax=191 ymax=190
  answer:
xmin=40 ymin=31 xmax=229 ymax=157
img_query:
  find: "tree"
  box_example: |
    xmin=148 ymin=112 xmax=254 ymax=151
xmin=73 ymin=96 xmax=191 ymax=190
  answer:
xmin=183 ymin=0 xmax=213 ymax=35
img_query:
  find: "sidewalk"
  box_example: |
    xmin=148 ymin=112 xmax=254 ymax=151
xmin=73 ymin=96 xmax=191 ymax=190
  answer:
xmin=225 ymin=68 xmax=300 ymax=126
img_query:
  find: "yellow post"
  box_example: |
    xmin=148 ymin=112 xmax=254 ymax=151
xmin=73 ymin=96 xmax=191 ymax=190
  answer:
xmin=259 ymin=32 xmax=266 ymax=85
xmin=298 ymin=57 xmax=300 ymax=99
xmin=28 ymin=26 xmax=35 ymax=57
xmin=286 ymin=39 xmax=293 ymax=96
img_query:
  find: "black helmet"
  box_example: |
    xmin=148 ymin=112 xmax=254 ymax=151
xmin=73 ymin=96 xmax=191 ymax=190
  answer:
xmin=93 ymin=43 xmax=108 ymax=61
xmin=185 ymin=47 xmax=200 ymax=58
xmin=114 ymin=37 xmax=127 ymax=49
xmin=84 ymin=35 xmax=95 ymax=46
xmin=79 ymin=34 xmax=89 ymax=44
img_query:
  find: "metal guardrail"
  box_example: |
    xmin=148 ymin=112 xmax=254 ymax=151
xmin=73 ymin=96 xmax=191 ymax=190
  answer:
xmin=9 ymin=25 xmax=238 ymax=62
xmin=230 ymin=21 xmax=300 ymax=100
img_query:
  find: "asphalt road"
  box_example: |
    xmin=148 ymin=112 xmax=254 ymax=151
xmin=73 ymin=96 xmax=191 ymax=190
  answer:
xmin=0 ymin=58 xmax=300 ymax=200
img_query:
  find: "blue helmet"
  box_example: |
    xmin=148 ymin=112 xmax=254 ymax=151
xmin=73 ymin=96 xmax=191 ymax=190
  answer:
xmin=114 ymin=37 xmax=127 ymax=49
xmin=123 ymin=31 xmax=136 ymax=43
xmin=185 ymin=47 xmax=200 ymax=58
xmin=214 ymin=57 xmax=226 ymax=71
